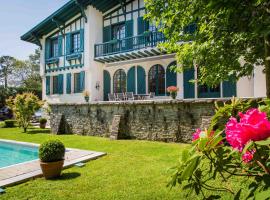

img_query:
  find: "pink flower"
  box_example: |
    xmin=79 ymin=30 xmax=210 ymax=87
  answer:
xmin=225 ymin=109 xmax=270 ymax=151
xmin=242 ymin=150 xmax=256 ymax=163
xmin=192 ymin=129 xmax=201 ymax=142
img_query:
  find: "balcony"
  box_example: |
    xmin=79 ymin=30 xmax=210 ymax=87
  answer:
xmin=94 ymin=31 xmax=167 ymax=63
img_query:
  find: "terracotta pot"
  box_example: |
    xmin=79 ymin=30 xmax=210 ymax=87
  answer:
xmin=40 ymin=160 xmax=64 ymax=179
xmin=40 ymin=123 xmax=46 ymax=129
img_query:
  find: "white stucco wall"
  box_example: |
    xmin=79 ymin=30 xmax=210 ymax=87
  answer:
xmin=254 ymin=65 xmax=266 ymax=97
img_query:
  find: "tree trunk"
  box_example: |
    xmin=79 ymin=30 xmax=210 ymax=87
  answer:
xmin=265 ymin=34 xmax=270 ymax=98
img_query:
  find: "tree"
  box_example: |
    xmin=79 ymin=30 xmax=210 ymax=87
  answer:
xmin=0 ymin=56 xmax=16 ymax=88
xmin=7 ymin=93 xmax=43 ymax=132
xmin=145 ymin=0 xmax=270 ymax=97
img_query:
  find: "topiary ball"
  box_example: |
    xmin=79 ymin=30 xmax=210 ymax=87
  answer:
xmin=39 ymin=140 xmax=65 ymax=162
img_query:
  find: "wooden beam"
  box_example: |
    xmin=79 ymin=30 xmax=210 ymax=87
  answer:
xmin=52 ymin=18 xmax=65 ymax=35
xmin=31 ymin=33 xmax=42 ymax=49
xmin=75 ymin=0 xmax=88 ymax=23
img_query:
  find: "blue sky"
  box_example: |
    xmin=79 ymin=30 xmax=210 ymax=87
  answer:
xmin=0 ymin=0 xmax=69 ymax=60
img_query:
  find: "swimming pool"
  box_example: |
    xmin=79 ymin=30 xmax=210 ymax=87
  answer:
xmin=0 ymin=140 xmax=38 ymax=168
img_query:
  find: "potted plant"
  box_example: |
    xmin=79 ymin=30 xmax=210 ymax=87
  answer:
xmin=167 ymin=86 xmax=179 ymax=99
xmin=39 ymin=118 xmax=47 ymax=129
xmin=39 ymin=140 xmax=65 ymax=179
xmin=83 ymin=90 xmax=90 ymax=103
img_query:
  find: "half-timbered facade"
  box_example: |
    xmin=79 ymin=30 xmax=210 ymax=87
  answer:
xmin=21 ymin=0 xmax=266 ymax=103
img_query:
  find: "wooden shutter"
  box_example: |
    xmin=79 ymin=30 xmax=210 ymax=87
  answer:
xmin=80 ymin=29 xmax=84 ymax=52
xmin=127 ymin=66 xmax=136 ymax=93
xmin=58 ymin=74 xmax=64 ymax=94
xmin=137 ymin=66 xmax=146 ymax=94
xmin=80 ymin=71 xmax=85 ymax=92
xmin=125 ymin=20 xmax=134 ymax=50
xmin=46 ymin=76 xmax=50 ymax=95
xmin=223 ymin=79 xmax=236 ymax=97
xmin=66 ymin=33 xmax=71 ymax=55
xmin=58 ymin=35 xmax=63 ymax=56
xmin=103 ymin=25 xmax=111 ymax=42
xmin=166 ymin=62 xmax=177 ymax=94
xmin=45 ymin=38 xmax=51 ymax=59
xmin=66 ymin=73 xmax=71 ymax=94
xmin=184 ymin=68 xmax=195 ymax=99
xmin=103 ymin=70 xmax=111 ymax=101
xmin=137 ymin=17 xmax=149 ymax=35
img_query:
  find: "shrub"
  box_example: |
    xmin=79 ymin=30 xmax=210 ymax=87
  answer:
xmin=39 ymin=140 xmax=65 ymax=163
xmin=6 ymin=92 xmax=43 ymax=132
xmin=39 ymin=118 xmax=47 ymax=124
xmin=4 ymin=120 xmax=17 ymax=128
xmin=168 ymin=98 xmax=270 ymax=199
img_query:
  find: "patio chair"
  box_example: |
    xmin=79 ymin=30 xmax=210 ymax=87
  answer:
xmin=149 ymin=92 xmax=155 ymax=99
xmin=108 ymin=94 xmax=116 ymax=101
xmin=125 ymin=92 xmax=134 ymax=100
xmin=116 ymin=93 xmax=126 ymax=101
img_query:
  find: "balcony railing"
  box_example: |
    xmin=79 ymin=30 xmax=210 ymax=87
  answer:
xmin=94 ymin=31 xmax=166 ymax=58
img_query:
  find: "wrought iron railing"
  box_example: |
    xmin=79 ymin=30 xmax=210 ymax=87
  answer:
xmin=94 ymin=31 xmax=166 ymax=58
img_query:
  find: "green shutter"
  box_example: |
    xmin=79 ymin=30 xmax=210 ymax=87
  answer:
xmin=58 ymin=74 xmax=64 ymax=94
xmin=66 ymin=73 xmax=71 ymax=94
xmin=80 ymin=29 xmax=84 ymax=52
xmin=125 ymin=20 xmax=134 ymax=50
xmin=137 ymin=66 xmax=146 ymax=94
xmin=138 ymin=17 xmax=149 ymax=35
xmin=184 ymin=68 xmax=195 ymax=99
xmin=127 ymin=66 xmax=136 ymax=93
xmin=58 ymin=35 xmax=63 ymax=56
xmin=80 ymin=71 xmax=85 ymax=92
xmin=103 ymin=25 xmax=111 ymax=42
xmin=166 ymin=62 xmax=177 ymax=94
xmin=45 ymin=38 xmax=51 ymax=59
xmin=103 ymin=70 xmax=111 ymax=101
xmin=66 ymin=33 xmax=71 ymax=55
xmin=223 ymin=79 xmax=236 ymax=97
xmin=46 ymin=76 xmax=50 ymax=95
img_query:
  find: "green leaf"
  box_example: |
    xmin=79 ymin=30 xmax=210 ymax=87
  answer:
xmin=181 ymin=149 xmax=189 ymax=163
xmin=242 ymin=141 xmax=254 ymax=154
xmin=255 ymin=138 xmax=270 ymax=146
xmin=255 ymin=189 xmax=270 ymax=200
xmin=180 ymin=155 xmax=201 ymax=180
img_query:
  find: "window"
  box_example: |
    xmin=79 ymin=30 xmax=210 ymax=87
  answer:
xmin=72 ymin=32 xmax=81 ymax=53
xmin=50 ymin=38 xmax=58 ymax=58
xmin=113 ymin=69 xmax=126 ymax=93
xmin=112 ymin=23 xmax=126 ymax=40
xmin=74 ymin=73 xmax=81 ymax=93
xmin=52 ymin=76 xmax=59 ymax=94
xmin=148 ymin=65 xmax=165 ymax=96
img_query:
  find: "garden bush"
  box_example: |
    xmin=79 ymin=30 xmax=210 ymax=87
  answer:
xmin=168 ymin=98 xmax=270 ymax=199
xmin=39 ymin=118 xmax=47 ymax=124
xmin=4 ymin=120 xmax=17 ymax=128
xmin=7 ymin=92 xmax=43 ymax=132
xmin=39 ymin=140 xmax=65 ymax=163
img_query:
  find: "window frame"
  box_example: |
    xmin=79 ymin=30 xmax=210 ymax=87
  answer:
xmin=113 ymin=69 xmax=127 ymax=93
xmin=50 ymin=38 xmax=59 ymax=58
xmin=71 ymin=32 xmax=81 ymax=54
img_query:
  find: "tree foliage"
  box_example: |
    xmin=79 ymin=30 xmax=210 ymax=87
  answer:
xmin=0 ymin=56 xmax=16 ymax=88
xmin=7 ymin=93 xmax=43 ymax=132
xmin=145 ymin=0 xmax=270 ymax=95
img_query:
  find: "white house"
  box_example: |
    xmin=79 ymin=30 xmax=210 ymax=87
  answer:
xmin=21 ymin=0 xmax=266 ymax=104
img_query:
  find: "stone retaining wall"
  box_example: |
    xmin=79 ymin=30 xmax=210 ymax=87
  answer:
xmin=49 ymin=99 xmax=224 ymax=143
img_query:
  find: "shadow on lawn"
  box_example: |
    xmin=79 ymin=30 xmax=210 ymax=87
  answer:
xmin=27 ymin=128 xmax=51 ymax=134
xmin=57 ymin=172 xmax=81 ymax=181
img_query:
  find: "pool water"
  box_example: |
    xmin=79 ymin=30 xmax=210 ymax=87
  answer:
xmin=0 ymin=141 xmax=38 ymax=168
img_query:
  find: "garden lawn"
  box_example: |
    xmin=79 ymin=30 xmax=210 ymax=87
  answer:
xmin=0 ymin=128 xmax=252 ymax=200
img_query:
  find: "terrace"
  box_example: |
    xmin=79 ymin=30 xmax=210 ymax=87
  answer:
xmin=94 ymin=31 xmax=167 ymax=63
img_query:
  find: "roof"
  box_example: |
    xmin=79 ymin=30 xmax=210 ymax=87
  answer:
xmin=21 ymin=0 xmax=122 ymax=45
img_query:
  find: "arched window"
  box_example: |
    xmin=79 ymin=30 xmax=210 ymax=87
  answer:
xmin=148 ymin=64 xmax=165 ymax=95
xmin=113 ymin=69 xmax=126 ymax=93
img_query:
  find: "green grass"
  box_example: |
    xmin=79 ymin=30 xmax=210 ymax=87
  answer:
xmin=0 ymin=128 xmax=252 ymax=200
